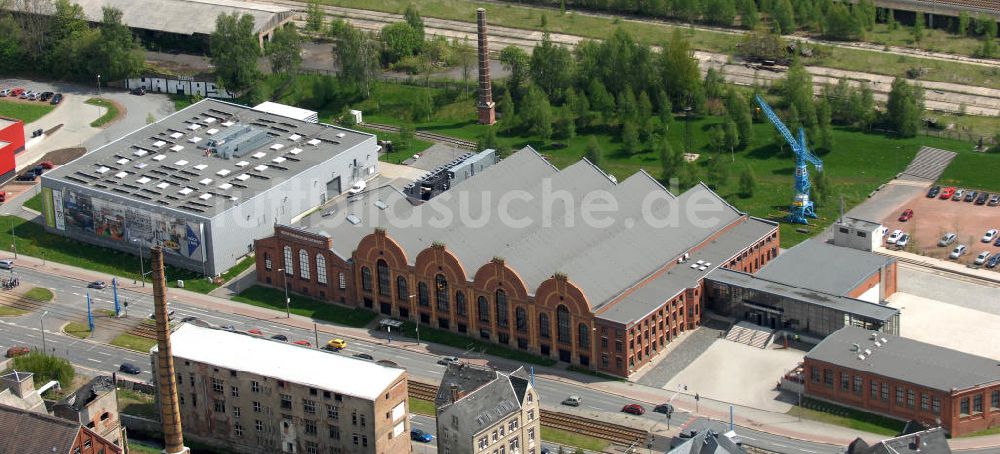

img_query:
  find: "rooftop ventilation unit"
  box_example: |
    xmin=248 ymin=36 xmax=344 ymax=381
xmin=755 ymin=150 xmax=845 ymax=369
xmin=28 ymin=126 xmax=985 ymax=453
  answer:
xmin=209 ymin=124 xmax=274 ymax=160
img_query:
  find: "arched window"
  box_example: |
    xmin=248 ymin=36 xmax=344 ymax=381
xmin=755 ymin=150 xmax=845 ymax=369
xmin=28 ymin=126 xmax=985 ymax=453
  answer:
xmin=377 ymin=260 xmax=390 ymax=297
xmin=396 ymin=276 xmax=408 ymax=301
xmin=360 ymin=267 xmax=372 ymax=292
xmin=338 ymin=272 xmax=346 ymax=289
xmin=316 ymin=254 xmax=327 ymax=284
xmin=516 ymin=307 xmax=527 ymax=332
xmin=557 ymin=305 xmax=571 ymax=343
xmin=478 ymin=296 xmax=490 ymax=322
xmin=495 ymin=289 xmax=508 ymax=328
xmin=298 ymin=250 xmax=310 ymax=280
xmin=456 ymin=291 xmax=467 ymax=317
xmin=282 ymin=246 xmax=293 ymax=275
xmin=417 ymin=282 xmax=429 ymax=307
xmin=264 ymin=252 xmax=272 ymax=270
xmin=435 ymin=274 xmax=449 ymax=312
xmin=539 ymin=313 xmax=550 ymax=339
xmin=578 ymin=323 xmax=590 ymax=348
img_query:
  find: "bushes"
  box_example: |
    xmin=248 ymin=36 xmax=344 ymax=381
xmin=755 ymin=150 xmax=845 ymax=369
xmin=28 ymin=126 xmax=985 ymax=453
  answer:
xmin=10 ymin=351 xmax=74 ymax=388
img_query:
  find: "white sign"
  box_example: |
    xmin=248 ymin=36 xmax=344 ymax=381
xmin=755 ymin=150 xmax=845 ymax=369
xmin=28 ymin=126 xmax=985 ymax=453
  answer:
xmin=52 ymin=190 xmax=65 ymax=231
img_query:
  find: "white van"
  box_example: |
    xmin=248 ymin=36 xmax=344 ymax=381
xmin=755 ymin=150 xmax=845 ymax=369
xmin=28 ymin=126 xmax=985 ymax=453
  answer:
xmin=0 ymin=259 xmax=13 ymax=270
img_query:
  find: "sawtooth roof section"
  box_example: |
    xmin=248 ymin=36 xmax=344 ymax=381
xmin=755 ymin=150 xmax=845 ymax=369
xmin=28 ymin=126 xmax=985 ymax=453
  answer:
xmin=65 ymin=0 xmax=292 ymax=36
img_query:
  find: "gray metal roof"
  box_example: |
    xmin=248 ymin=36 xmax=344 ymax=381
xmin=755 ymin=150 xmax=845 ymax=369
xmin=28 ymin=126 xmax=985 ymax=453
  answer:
xmin=436 ymin=365 xmax=528 ymax=440
xmin=838 ymin=217 xmax=883 ymax=232
xmin=52 ymin=0 xmax=292 ymax=36
xmin=850 ymin=426 xmax=952 ymax=454
xmin=755 ymin=240 xmax=893 ymax=297
xmin=806 ymin=326 xmax=1000 ymax=392
xmin=42 ymin=99 xmax=373 ymax=218
xmin=668 ymin=430 xmax=746 ymax=454
xmin=403 ymin=143 xmax=471 ymax=171
xmin=706 ymin=268 xmax=899 ymax=321
xmin=598 ymin=217 xmax=776 ymax=324
xmin=297 ymin=147 xmax=749 ymax=308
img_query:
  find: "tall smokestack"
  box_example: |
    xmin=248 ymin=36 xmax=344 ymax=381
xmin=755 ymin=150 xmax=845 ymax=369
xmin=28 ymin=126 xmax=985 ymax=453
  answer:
xmin=476 ymin=8 xmax=496 ymax=125
xmin=152 ymin=246 xmax=189 ymax=454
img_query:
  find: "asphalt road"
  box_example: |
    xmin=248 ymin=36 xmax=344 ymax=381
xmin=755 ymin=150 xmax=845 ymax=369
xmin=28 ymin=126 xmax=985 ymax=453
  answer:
xmin=0 ymin=267 xmax=886 ymax=454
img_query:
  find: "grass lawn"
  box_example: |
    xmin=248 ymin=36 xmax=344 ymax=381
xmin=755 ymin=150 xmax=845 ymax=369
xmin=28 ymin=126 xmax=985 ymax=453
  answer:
xmin=22 ymin=193 xmax=44 ymax=213
xmin=0 ymin=99 xmax=54 ymax=123
xmin=127 ymin=442 xmax=162 ymax=454
xmin=958 ymin=426 xmax=1000 ymax=438
xmin=85 ymin=98 xmax=121 ymax=128
xmin=0 ymin=306 xmax=26 ymax=316
xmin=939 ymin=151 xmax=1000 ymax=192
xmin=541 ymin=426 xmax=610 ymax=452
xmin=24 ymin=286 xmax=53 ymax=302
xmin=63 ymin=322 xmax=91 ymax=339
xmin=96 ymin=308 xmax=116 ymax=317
xmin=398 ymin=320 xmax=557 ymax=366
xmin=233 ymin=285 xmax=377 ymax=327
xmin=220 ymin=255 xmax=256 ymax=282
xmin=318 ymin=0 xmax=1000 ymax=90
xmin=409 ymin=397 xmax=435 ymax=416
xmin=111 ymin=333 xmax=157 ymax=352
xmin=117 ymin=387 xmax=158 ymax=419
xmin=787 ymin=397 xmax=904 ymax=436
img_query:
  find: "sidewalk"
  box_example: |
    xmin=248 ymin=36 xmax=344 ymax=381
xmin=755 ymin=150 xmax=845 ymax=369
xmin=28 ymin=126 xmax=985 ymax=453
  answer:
xmin=876 ymin=245 xmax=1000 ymax=285
xmin=9 ymin=250 xmax=1000 ymax=451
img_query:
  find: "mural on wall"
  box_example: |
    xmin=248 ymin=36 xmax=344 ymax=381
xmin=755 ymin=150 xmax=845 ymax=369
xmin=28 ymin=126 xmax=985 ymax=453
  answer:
xmin=125 ymin=76 xmax=236 ymax=99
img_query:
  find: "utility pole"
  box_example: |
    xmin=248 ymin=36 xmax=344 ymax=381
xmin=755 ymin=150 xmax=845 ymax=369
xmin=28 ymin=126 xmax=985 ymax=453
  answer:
xmin=278 ymin=269 xmax=290 ymax=317
xmin=10 ymin=217 xmax=16 ymax=259
xmin=40 ymin=311 xmax=48 ymax=353
xmin=314 ymin=323 xmax=319 ymax=349
xmin=134 ymin=239 xmax=145 ymax=287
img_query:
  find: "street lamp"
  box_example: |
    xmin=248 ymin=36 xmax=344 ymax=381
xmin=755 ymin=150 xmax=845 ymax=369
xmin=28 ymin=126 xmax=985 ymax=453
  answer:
xmin=132 ymin=238 xmax=145 ymax=287
xmin=40 ymin=311 xmax=48 ymax=353
xmin=277 ymin=268 xmax=291 ymax=318
xmin=408 ymin=293 xmax=419 ymax=345
xmin=97 ymin=74 xmax=101 ymax=96
xmin=10 ymin=217 xmax=17 ymax=259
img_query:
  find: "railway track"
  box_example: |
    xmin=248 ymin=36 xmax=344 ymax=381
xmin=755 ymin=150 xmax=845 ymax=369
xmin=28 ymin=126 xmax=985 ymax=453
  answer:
xmin=363 ymin=122 xmax=477 ymax=150
xmin=0 ymin=291 xmax=148 ymax=336
xmin=407 ymin=380 xmax=648 ymax=446
xmin=892 ymin=255 xmax=1000 ymax=289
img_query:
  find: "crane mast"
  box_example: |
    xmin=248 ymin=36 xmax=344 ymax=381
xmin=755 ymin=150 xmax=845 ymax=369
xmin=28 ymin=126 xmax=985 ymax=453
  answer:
xmin=754 ymin=95 xmax=824 ymax=224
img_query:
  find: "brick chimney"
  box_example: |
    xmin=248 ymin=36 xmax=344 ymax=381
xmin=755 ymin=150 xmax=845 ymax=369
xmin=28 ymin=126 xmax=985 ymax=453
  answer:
xmin=449 ymin=383 xmax=464 ymax=404
xmin=476 ymin=8 xmax=496 ymax=125
xmin=151 ymin=246 xmax=190 ymax=454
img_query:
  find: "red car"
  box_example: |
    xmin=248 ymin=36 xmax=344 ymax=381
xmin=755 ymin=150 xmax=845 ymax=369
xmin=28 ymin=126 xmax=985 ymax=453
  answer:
xmin=247 ymin=328 xmax=263 ymax=336
xmin=621 ymin=404 xmax=645 ymax=415
xmin=5 ymin=346 xmax=30 ymax=358
xmin=939 ymin=187 xmax=956 ymax=199
xmin=898 ymin=209 xmax=913 ymax=222
xmin=293 ymin=340 xmax=311 ymax=347
xmin=39 ymin=161 xmax=54 ymax=170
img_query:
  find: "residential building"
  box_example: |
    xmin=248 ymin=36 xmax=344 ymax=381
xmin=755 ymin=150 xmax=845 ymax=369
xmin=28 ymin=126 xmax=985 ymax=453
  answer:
xmin=803 ymin=326 xmax=1000 ymax=436
xmin=435 ymin=364 xmax=540 ymax=454
xmin=39 ymin=98 xmax=378 ymax=275
xmin=255 ymin=147 xmax=779 ymax=378
xmin=847 ymin=421 xmax=952 ymax=454
xmin=152 ymin=323 xmax=410 ymax=454
xmin=0 ymin=402 xmax=122 ymax=454
xmin=833 ymin=217 xmax=886 ymax=252
xmin=53 ymin=376 xmax=126 ymax=447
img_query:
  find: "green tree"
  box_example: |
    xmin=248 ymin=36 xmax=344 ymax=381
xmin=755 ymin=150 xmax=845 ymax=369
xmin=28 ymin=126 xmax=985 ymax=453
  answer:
xmin=886 ymin=8 xmax=898 ymax=31
xmin=957 ymin=11 xmax=970 ymax=36
xmin=380 ymin=22 xmax=422 ymax=64
xmin=306 ymin=0 xmax=324 ymax=33
xmin=659 ymin=30 xmax=703 ymax=110
xmin=521 ymin=86 xmax=553 ymax=140
xmin=499 ymin=45 xmax=530 ymax=100
xmin=267 ymin=23 xmax=302 ymax=76
xmin=702 ymin=0 xmax=737 ymax=26
xmin=397 ymin=122 xmax=415 ymax=151
xmin=824 ymin=2 xmax=863 ymax=40
xmin=88 ymin=6 xmax=144 ymax=81
xmin=724 ymin=89 xmax=753 ymax=149
xmin=811 ymin=168 xmax=831 ymax=205
xmin=815 ymin=97 xmax=834 ymax=152
xmin=553 ymin=110 xmax=576 ymax=140
xmin=737 ymin=0 xmax=759 ymax=29
xmin=210 ymin=13 xmax=261 ymax=95
xmin=886 ymin=77 xmax=923 ymax=137
xmin=0 ymin=14 xmax=22 ymax=68
xmin=333 ymin=25 xmax=380 ymax=97
xmin=529 ymin=34 xmax=575 ymax=102
xmin=912 ymin=12 xmax=925 ymax=43
xmin=12 ymin=352 xmax=74 ymax=388
xmin=409 ymin=89 xmax=434 ymax=122
xmin=327 ymin=17 xmax=349 ymax=38
xmin=707 ymin=154 xmax=730 ymax=190
xmin=477 ymin=127 xmax=499 ymax=152
xmin=854 ymin=0 xmax=876 ymax=31
xmin=621 ymin=121 xmax=640 ymax=155
xmin=584 ymin=136 xmax=603 ymax=168
xmin=704 ymin=67 xmax=727 ymax=100
xmin=781 ymin=58 xmax=817 ymax=127
xmin=738 ymin=164 xmax=757 ymax=198
xmin=403 ymin=3 xmax=425 ymax=42
xmin=45 ymin=0 xmax=90 ymax=77
xmin=724 ymin=118 xmax=739 ymax=156
xmin=497 ymin=90 xmax=515 ymax=123
xmin=586 ymin=78 xmax=615 ymax=124
xmin=771 ymin=0 xmax=795 ymax=33
xmin=566 ymin=87 xmax=592 ymax=129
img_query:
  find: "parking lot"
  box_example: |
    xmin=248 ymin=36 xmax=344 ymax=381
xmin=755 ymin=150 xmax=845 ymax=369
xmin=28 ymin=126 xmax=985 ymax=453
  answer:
xmin=880 ymin=186 xmax=1000 ymax=267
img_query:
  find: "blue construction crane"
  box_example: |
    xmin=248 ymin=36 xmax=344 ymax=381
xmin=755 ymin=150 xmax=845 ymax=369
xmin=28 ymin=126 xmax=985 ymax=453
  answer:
xmin=754 ymin=95 xmax=824 ymax=224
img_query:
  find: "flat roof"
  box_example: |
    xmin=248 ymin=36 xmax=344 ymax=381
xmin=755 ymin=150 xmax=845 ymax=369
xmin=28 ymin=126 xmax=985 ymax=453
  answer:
xmin=42 ymin=99 xmax=372 ymax=218
xmin=707 ymin=268 xmax=899 ymax=321
xmin=295 ymin=148 xmax=751 ymax=308
xmin=163 ymin=324 xmax=404 ymax=400
xmin=403 ymin=143 xmax=471 ymax=171
xmin=756 ymin=240 xmax=893 ymax=297
xmin=37 ymin=0 xmax=293 ymax=36
xmin=806 ymin=326 xmax=1000 ymax=392
xmin=253 ymin=102 xmax=318 ymax=123
xmin=837 ymin=217 xmax=882 ymax=232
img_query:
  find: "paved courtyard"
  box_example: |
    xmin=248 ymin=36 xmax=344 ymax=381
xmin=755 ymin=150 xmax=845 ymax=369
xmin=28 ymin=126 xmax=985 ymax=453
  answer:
xmin=662 ymin=339 xmax=805 ymax=412
xmin=887 ymin=292 xmax=1000 ymax=360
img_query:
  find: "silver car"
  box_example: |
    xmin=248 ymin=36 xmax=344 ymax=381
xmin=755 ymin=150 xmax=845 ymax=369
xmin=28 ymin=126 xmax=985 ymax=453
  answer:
xmin=950 ymin=245 xmax=967 ymax=259
xmin=975 ymin=251 xmax=992 ymax=265
xmin=896 ymin=234 xmax=910 ymax=249
xmin=938 ymin=233 xmax=957 ymax=247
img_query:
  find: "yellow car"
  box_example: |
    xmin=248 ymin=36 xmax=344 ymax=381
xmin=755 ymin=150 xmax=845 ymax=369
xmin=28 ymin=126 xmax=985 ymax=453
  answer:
xmin=326 ymin=338 xmax=347 ymax=350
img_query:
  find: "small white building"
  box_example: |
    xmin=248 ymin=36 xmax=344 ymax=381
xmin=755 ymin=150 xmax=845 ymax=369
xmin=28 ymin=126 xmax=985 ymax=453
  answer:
xmin=833 ymin=217 xmax=886 ymax=252
xmin=253 ymin=101 xmax=319 ymax=123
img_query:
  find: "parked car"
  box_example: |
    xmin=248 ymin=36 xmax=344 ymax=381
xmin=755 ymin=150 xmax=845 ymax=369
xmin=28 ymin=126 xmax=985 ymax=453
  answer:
xmin=180 ymin=316 xmax=197 ymax=323
xmin=983 ymin=229 xmax=998 ymax=243
xmin=896 ymin=233 xmax=910 ymax=249
xmin=621 ymin=403 xmax=646 ymax=415
xmin=0 ymin=259 xmax=13 ymax=270
xmin=938 ymin=233 xmax=957 ymax=247
xmin=561 ymin=395 xmax=582 ymax=407
xmin=994 ymin=236 xmax=1000 ymax=247
xmin=436 ymin=356 xmax=460 ymax=366
xmin=130 ymin=87 xmax=146 ymax=95
xmin=376 ymin=359 xmax=399 ymax=367
xmin=0 ymin=192 xmax=6 ymax=203
xmin=39 ymin=161 xmax=54 ymax=170
xmin=5 ymin=346 xmax=30 ymax=358
xmin=38 ymin=92 xmax=53 ymax=101
xmin=50 ymin=93 xmax=63 ymax=105
xmin=897 ymin=209 xmax=913 ymax=222
xmin=410 ymin=429 xmax=433 ymax=443
xmin=9 ymin=88 xmax=25 ymax=97
xmin=975 ymin=251 xmax=992 ymax=266
xmin=952 ymin=189 xmax=965 ymax=201
xmin=926 ymin=186 xmax=941 ymax=198
xmin=987 ymin=254 xmax=1000 ymax=268
xmin=939 ymin=187 xmax=956 ymax=199
xmin=325 ymin=338 xmax=347 ymax=350
xmin=886 ymin=229 xmax=903 ymax=245
xmin=949 ymin=245 xmax=968 ymax=259
xmin=965 ymin=191 xmax=978 ymax=202
xmin=347 ymin=180 xmax=366 ymax=195
xmin=990 ymin=195 xmax=1000 ymax=207
xmin=0 ymin=89 xmax=10 ymax=96
xmin=270 ymin=334 xmax=288 ymax=341
xmin=119 ymin=363 xmax=141 ymax=374
xmin=19 ymin=90 xmax=33 ymax=99
xmin=87 ymin=280 xmax=107 ymax=289
xmin=247 ymin=328 xmax=263 ymax=336
xmin=293 ymin=340 xmax=311 ymax=347
xmin=653 ymin=403 xmax=675 ymax=415
xmin=353 ymin=353 xmax=374 ymax=361
xmin=977 ymin=192 xmax=990 ymax=205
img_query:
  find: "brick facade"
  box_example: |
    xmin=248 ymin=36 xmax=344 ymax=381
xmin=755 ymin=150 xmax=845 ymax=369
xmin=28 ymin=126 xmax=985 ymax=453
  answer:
xmin=72 ymin=426 xmax=123 ymax=454
xmin=803 ymin=358 xmax=1000 ymax=436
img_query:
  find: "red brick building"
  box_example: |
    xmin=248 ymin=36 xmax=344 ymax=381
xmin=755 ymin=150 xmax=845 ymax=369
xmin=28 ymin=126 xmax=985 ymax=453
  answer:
xmin=255 ymin=149 xmax=778 ymax=378
xmin=803 ymin=326 xmax=1000 ymax=436
xmin=0 ymin=117 xmax=23 ymax=182
xmin=0 ymin=402 xmax=123 ymax=454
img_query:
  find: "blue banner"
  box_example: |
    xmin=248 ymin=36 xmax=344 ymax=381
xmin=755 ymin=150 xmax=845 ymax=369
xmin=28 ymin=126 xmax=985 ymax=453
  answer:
xmin=86 ymin=292 xmax=94 ymax=332
xmin=112 ymin=278 xmax=120 ymax=316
